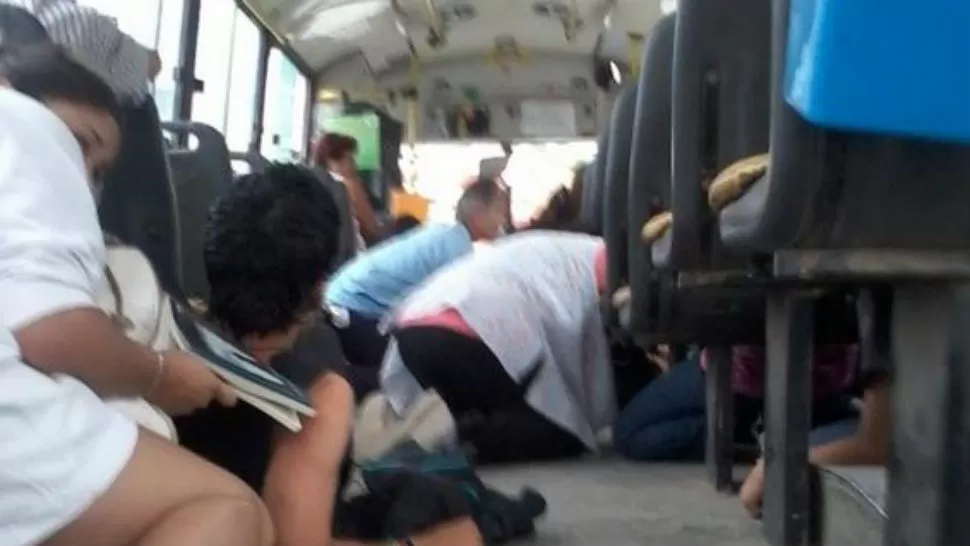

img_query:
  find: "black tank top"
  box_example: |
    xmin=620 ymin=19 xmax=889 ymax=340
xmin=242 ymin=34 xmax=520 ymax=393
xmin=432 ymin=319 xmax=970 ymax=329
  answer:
xmin=175 ymin=320 xmax=354 ymax=493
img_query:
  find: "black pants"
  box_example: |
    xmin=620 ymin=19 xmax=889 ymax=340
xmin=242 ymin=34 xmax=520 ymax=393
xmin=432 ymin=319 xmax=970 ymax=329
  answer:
xmin=395 ymin=326 xmax=586 ymax=464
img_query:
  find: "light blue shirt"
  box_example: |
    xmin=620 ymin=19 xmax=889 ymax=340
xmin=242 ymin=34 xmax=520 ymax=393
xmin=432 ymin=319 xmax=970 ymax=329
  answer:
xmin=325 ymin=223 xmax=473 ymax=318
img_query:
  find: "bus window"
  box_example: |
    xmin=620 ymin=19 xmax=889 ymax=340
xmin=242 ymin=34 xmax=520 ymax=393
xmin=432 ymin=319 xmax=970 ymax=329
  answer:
xmin=223 ymin=11 xmax=261 ymax=152
xmin=192 ymin=0 xmax=235 ymax=135
xmin=262 ymin=48 xmax=309 ymax=162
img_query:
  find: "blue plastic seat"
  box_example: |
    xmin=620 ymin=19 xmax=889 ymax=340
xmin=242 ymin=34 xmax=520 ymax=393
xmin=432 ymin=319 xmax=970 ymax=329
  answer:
xmin=785 ymin=0 xmax=970 ymax=143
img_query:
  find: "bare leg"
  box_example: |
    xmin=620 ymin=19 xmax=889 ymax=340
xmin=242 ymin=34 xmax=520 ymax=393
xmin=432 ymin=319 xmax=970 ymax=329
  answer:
xmin=42 ymin=430 xmax=274 ymax=546
xmin=333 ymin=517 xmax=484 ymax=546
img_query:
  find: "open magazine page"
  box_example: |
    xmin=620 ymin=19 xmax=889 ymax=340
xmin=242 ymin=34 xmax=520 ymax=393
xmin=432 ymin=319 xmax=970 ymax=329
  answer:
xmin=166 ymin=298 xmax=315 ymax=430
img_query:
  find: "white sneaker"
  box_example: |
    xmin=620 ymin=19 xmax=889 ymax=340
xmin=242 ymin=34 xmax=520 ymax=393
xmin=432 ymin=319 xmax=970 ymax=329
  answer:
xmin=353 ymin=389 xmax=456 ymax=462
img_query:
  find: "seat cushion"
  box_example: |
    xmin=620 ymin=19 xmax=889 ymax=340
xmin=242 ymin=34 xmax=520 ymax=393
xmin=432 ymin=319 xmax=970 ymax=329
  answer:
xmin=641 ymin=211 xmax=673 ymax=244
xmin=707 ymin=154 xmax=769 ymax=211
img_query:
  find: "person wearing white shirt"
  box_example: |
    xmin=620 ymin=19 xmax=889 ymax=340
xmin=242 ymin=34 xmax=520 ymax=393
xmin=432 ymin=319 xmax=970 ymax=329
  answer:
xmin=380 ymin=230 xmax=616 ymax=463
xmin=0 ymin=44 xmax=272 ymax=546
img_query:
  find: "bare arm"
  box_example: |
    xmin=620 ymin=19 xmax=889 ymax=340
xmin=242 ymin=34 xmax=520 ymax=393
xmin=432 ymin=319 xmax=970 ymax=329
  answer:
xmin=342 ymin=172 xmax=383 ymax=242
xmin=807 ymin=380 xmax=890 ymax=465
xmin=15 ymin=307 xmax=159 ymax=398
xmin=739 ymin=381 xmax=890 ymax=517
xmin=263 ymin=373 xmax=482 ymax=546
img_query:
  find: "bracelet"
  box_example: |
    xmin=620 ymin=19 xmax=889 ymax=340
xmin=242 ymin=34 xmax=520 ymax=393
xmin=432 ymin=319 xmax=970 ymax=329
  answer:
xmin=147 ymin=351 xmax=166 ymax=395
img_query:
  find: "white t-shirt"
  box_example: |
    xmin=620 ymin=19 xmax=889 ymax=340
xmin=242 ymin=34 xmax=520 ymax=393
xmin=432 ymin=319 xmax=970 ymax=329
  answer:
xmin=381 ymin=231 xmax=616 ymax=450
xmin=0 ymin=89 xmax=137 ymax=544
xmin=0 ymin=88 xmax=105 ymax=330
xmin=0 ymin=328 xmax=136 ymax=546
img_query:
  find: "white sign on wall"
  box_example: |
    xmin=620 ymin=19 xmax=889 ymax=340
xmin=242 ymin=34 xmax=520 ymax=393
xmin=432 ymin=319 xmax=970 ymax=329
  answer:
xmin=519 ymin=100 xmax=578 ymax=137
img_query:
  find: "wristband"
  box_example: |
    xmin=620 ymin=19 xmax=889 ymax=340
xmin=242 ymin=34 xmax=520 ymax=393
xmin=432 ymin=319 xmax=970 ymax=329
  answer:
xmin=147 ymin=351 xmax=166 ymax=395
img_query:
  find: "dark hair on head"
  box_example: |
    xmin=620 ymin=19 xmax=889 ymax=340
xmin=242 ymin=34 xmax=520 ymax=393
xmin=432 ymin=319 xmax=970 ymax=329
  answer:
xmin=312 ymin=132 xmax=358 ymax=166
xmin=0 ymin=44 xmax=122 ymax=124
xmin=0 ymin=4 xmax=50 ymax=47
xmin=455 ymin=176 xmax=504 ymax=223
xmin=204 ymin=163 xmax=342 ymax=338
xmin=391 ymin=214 xmax=422 ymax=235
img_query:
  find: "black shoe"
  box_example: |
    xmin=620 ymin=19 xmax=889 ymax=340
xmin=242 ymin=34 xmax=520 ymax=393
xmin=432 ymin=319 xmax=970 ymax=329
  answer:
xmin=474 ymin=486 xmax=548 ymax=544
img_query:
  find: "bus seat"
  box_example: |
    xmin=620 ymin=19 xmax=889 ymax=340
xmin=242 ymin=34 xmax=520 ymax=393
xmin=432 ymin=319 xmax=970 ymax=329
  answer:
xmin=720 ymin=0 xmax=970 ymax=256
xmin=0 ymin=4 xmax=49 ymax=46
xmin=627 ymin=13 xmax=676 ymax=343
xmin=230 ymin=151 xmax=270 ymax=175
xmin=658 ymin=0 xmax=771 ymax=270
xmin=314 ymin=168 xmax=357 ymax=271
xmin=161 ymin=122 xmax=233 ymax=301
xmin=631 ymin=0 xmax=771 ymax=347
xmin=581 ymin=121 xmax=611 ymax=235
xmin=602 ymin=83 xmax=638 ymax=329
xmin=99 ymin=99 xmax=182 ymax=294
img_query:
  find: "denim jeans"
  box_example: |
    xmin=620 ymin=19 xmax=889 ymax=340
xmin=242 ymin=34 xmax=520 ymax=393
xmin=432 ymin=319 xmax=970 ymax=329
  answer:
xmin=613 ymin=354 xmax=859 ymax=461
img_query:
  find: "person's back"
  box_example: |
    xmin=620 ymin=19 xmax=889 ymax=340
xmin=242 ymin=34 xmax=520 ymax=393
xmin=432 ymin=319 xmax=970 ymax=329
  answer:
xmin=384 ymin=231 xmax=614 ymax=452
xmin=326 ymin=222 xmax=474 ymax=317
xmin=326 ymin=176 xmax=508 ymax=319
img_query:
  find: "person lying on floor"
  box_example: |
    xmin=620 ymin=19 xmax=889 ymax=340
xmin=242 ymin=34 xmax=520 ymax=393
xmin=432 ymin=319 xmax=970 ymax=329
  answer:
xmin=324 ymin=176 xmax=509 ymax=370
xmin=739 ymin=290 xmax=890 ymax=518
xmin=379 ymin=230 xmax=616 ymax=464
xmin=182 ymin=163 xmax=483 ymax=546
xmin=612 ymin=343 xmax=859 ymax=462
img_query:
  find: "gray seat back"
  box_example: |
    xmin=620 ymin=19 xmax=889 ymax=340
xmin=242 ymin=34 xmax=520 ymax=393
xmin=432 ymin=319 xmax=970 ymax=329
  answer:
xmin=666 ymin=0 xmax=771 ymax=269
xmin=627 ymin=14 xmax=676 ymax=340
xmin=313 ymin=168 xmax=357 ymax=271
xmin=161 ymin=122 xmax=233 ymax=301
xmin=99 ymin=100 xmax=182 ymax=293
xmin=230 ymin=151 xmax=270 ymax=175
xmin=602 ymin=84 xmax=639 ymax=327
xmin=581 ymin=121 xmax=611 ymax=235
xmin=721 ymin=0 xmax=970 ymax=254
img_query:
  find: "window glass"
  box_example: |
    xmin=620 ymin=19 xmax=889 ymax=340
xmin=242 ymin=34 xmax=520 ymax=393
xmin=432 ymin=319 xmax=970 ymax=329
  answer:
xmin=262 ymin=49 xmax=309 ymax=162
xmin=223 ymin=12 xmax=261 ymax=151
xmin=154 ymin=0 xmax=185 ymax=120
xmin=191 ymin=0 xmax=235 ymax=132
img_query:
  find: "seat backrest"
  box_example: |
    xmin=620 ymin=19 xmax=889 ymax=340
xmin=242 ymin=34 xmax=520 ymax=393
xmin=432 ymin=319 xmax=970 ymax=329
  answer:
xmin=725 ymin=0 xmax=970 ymax=253
xmin=668 ymin=0 xmax=771 ymax=268
xmin=99 ymin=100 xmax=182 ymax=294
xmin=229 ymin=151 xmax=270 ymax=175
xmin=0 ymin=4 xmax=49 ymax=46
xmin=314 ymin=168 xmax=357 ymax=271
xmin=627 ymin=14 xmax=677 ymax=339
xmin=602 ymin=84 xmax=639 ymax=325
xmin=581 ymin=120 xmax=612 ymax=235
xmin=161 ymin=122 xmax=233 ymax=301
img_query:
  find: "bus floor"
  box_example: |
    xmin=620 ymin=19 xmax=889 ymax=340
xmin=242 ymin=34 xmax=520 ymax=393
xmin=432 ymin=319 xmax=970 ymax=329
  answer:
xmin=481 ymin=458 xmax=763 ymax=546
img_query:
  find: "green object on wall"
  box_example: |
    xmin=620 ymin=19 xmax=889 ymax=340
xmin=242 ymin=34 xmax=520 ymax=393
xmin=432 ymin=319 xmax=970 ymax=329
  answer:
xmin=324 ymin=113 xmax=380 ymax=170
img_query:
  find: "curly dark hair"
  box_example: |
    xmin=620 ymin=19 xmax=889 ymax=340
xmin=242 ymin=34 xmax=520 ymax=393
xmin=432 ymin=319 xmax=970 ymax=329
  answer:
xmin=204 ymin=163 xmax=342 ymax=337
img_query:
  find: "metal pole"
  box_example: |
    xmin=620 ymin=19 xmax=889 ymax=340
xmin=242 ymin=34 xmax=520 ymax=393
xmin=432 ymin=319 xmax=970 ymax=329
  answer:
xmin=173 ymin=0 xmax=201 ymax=126
xmin=248 ymin=29 xmax=270 ymax=154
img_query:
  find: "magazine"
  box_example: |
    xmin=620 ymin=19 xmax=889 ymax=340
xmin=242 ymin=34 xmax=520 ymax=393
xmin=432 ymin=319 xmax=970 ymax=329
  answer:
xmin=165 ymin=298 xmax=316 ymax=432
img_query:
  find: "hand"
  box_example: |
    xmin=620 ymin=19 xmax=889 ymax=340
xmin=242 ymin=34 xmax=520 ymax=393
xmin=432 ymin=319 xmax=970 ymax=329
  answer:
xmin=739 ymin=458 xmax=766 ymax=519
xmin=146 ymin=350 xmax=237 ymax=417
xmin=148 ymin=50 xmax=162 ymax=80
xmin=333 ymin=157 xmax=358 ymax=181
xmin=646 ymin=344 xmax=671 ymax=373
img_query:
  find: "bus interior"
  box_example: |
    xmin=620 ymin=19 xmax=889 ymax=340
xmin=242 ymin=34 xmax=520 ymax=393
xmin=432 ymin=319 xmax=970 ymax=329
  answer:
xmin=9 ymin=0 xmax=970 ymax=545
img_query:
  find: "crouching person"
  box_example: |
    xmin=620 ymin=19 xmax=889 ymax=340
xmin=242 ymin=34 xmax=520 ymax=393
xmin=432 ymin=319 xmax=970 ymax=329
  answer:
xmin=180 ymin=163 xmax=483 ymax=546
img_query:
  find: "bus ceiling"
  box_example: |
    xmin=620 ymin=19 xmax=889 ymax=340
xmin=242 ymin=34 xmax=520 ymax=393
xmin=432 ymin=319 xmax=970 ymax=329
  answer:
xmin=238 ymin=0 xmax=671 ymax=140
